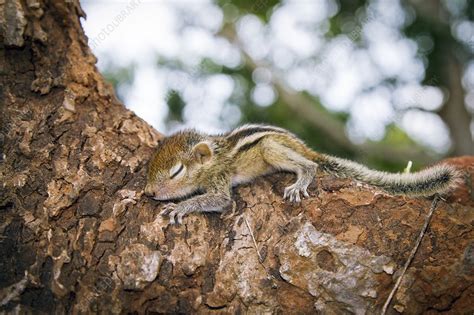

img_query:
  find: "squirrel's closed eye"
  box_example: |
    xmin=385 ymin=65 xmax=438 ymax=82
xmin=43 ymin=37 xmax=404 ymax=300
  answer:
xmin=170 ymin=163 xmax=185 ymax=179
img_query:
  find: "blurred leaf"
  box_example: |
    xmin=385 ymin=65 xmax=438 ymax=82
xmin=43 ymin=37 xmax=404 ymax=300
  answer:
xmin=216 ymin=0 xmax=280 ymax=22
xmin=198 ymin=58 xmax=223 ymax=74
xmin=383 ymin=123 xmax=416 ymax=146
xmin=102 ymin=64 xmax=135 ymax=102
xmin=166 ymin=90 xmax=186 ymax=123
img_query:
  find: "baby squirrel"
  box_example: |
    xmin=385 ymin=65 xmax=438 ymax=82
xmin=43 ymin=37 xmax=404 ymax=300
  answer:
xmin=144 ymin=124 xmax=461 ymax=224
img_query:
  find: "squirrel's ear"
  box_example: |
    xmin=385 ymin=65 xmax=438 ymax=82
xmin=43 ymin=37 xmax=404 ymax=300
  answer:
xmin=192 ymin=142 xmax=212 ymax=164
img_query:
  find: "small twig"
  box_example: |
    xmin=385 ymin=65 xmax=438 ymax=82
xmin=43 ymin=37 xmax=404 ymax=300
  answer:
xmin=243 ymin=214 xmax=279 ymax=289
xmin=243 ymin=215 xmax=263 ymax=262
xmin=403 ymin=161 xmax=413 ymax=174
xmin=381 ymin=195 xmax=441 ymax=314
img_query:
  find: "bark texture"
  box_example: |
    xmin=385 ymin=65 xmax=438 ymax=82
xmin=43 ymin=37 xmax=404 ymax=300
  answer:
xmin=1 ymin=1 xmax=474 ymax=314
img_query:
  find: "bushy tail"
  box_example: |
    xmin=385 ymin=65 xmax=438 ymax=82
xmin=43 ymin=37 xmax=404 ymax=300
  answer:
xmin=314 ymin=154 xmax=462 ymax=197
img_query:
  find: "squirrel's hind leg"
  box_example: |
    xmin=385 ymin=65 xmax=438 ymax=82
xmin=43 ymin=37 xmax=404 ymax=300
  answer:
xmin=260 ymin=138 xmax=318 ymax=202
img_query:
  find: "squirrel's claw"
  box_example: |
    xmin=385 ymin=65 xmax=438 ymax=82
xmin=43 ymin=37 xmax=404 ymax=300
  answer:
xmin=161 ymin=203 xmax=176 ymax=216
xmin=283 ymin=184 xmax=309 ymax=203
xmin=161 ymin=203 xmax=179 ymax=224
xmin=161 ymin=203 xmax=190 ymax=225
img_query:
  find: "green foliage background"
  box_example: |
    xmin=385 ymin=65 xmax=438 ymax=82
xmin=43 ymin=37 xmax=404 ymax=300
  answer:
xmin=102 ymin=0 xmax=473 ymax=171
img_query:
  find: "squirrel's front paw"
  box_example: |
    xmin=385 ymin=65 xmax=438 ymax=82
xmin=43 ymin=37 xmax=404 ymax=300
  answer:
xmin=161 ymin=203 xmax=191 ymax=225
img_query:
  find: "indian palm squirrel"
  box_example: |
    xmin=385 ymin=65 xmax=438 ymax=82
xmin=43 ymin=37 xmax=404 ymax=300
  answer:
xmin=144 ymin=124 xmax=462 ymax=224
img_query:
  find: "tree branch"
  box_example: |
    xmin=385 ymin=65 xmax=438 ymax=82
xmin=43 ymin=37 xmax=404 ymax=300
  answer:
xmin=1 ymin=2 xmax=473 ymax=314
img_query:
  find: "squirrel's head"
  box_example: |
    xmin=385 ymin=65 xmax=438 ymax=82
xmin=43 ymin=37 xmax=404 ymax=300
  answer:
xmin=144 ymin=130 xmax=213 ymax=201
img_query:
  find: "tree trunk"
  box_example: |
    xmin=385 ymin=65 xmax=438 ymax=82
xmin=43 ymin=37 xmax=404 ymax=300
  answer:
xmin=438 ymin=51 xmax=474 ymax=156
xmin=407 ymin=0 xmax=474 ymax=156
xmin=1 ymin=1 xmax=473 ymax=314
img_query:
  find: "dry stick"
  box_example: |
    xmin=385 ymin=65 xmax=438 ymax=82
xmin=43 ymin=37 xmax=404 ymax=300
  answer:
xmin=243 ymin=215 xmax=263 ymax=262
xmin=381 ymin=195 xmax=441 ymax=314
xmin=243 ymin=214 xmax=279 ymax=288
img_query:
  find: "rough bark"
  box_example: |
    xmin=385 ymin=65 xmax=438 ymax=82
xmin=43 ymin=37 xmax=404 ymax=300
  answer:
xmin=1 ymin=1 xmax=473 ymax=314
